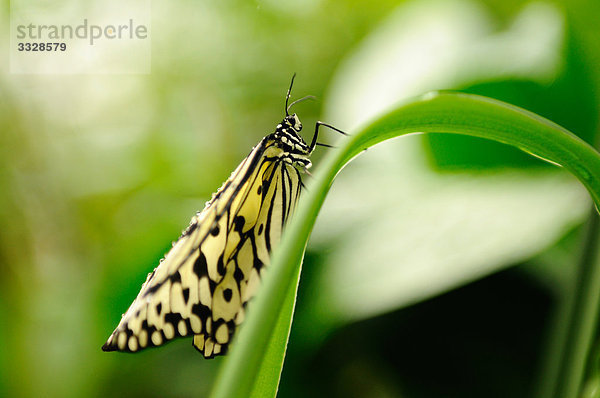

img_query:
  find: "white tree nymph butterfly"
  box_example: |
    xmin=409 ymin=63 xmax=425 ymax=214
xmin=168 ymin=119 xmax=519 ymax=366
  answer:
xmin=102 ymin=75 xmax=346 ymax=358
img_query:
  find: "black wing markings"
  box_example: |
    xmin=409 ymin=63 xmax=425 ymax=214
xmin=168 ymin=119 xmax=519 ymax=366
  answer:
xmin=142 ymin=138 xmax=275 ymax=297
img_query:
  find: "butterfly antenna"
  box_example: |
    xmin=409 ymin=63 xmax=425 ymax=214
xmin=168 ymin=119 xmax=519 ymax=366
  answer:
xmin=287 ymin=95 xmax=316 ymax=113
xmin=285 ymin=73 xmax=297 ymax=116
xmin=315 ymin=142 xmax=336 ymax=148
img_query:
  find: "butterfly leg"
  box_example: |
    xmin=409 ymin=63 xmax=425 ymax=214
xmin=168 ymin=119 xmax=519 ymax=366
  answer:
xmin=309 ymin=121 xmax=349 ymax=153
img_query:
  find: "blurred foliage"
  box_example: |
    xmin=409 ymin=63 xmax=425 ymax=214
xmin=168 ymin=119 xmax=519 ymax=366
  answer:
xmin=313 ymin=0 xmax=589 ymax=329
xmin=2 ymin=0 xmax=600 ymax=397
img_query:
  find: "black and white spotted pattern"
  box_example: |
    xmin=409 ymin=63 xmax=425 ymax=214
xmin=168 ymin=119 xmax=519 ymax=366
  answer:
xmin=102 ymin=115 xmax=306 ymax=358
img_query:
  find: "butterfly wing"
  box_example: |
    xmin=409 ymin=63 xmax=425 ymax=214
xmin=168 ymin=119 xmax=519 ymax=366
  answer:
xmin=102 ymin=139 xmax=303 ymax=358
xmin=193 ymin=152 xmax=302 ymax=356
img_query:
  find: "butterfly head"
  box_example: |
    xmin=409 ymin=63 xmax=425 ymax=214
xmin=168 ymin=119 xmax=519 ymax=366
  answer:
xmin=274 ymin=114 xmax=310 ymax=155
xmin=284 ymin=113 xmax=302 ymax=132
xmin=275 ymin=74 xmax=313 ymax=159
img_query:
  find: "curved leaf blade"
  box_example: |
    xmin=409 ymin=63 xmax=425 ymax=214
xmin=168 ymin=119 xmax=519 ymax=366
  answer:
xmin=210 ymin=92 xmax=600 ymax=398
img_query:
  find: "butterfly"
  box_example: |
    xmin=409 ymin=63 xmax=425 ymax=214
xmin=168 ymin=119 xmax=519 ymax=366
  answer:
xmin=102 ymin=75 xmax=346 ymax=358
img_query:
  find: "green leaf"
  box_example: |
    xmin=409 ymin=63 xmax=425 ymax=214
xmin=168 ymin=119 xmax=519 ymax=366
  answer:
xmin=315 ymin=0 xmax=591 ymax=327
xmin=210 ymin=92 xmax=600 ymax=398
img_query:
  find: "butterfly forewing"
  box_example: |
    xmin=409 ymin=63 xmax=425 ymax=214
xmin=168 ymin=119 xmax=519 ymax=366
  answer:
xmin=103 ymin=137 xmax=304 ymax=358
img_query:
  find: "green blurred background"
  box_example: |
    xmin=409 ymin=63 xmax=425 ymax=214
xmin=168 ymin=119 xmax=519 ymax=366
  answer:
xmin=2 ymin=0 xmax=600 ymax=397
